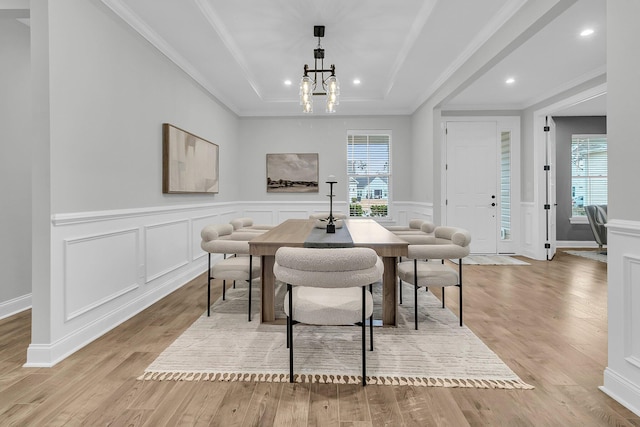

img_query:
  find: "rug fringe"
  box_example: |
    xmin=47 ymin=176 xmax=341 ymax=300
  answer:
xmin=136 ymin=371 xmax=534 ymax=389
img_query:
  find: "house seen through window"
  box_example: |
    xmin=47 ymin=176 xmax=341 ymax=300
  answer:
xmin=347 ymin=132 xmax=391 ymax=217
xmin=571 ymin=134 xmax=607 ymax=217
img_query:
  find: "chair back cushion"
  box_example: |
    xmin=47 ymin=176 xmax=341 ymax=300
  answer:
xmin=230 ymin=217 xmax=254 ymax=230
xmin=309 ymin=212 xmax=348 ymax=220
xmin=434 ymin=226 xmax=472 ymax=247
xmin=408 ymin=219 xmax=424 ymax=230
xmin=274 ymin=247 xmax=383 ymax=288
xmin=201 ymin=224 xmax=250 ymax=254
xmin=420 ymin=221 xmax=436 ymax=234
xmin=201 ymin=224 xmax=233 ymax=242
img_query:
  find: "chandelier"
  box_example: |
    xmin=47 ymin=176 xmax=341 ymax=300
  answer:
xmin=300 ymin=26 xmax=340 ymax=113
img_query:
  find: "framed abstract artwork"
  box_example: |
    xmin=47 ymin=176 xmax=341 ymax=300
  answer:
xmin=266 ymin=153 xmax=319 ymax=193
xmin=162 ymin=123 xmax=219 ymax=194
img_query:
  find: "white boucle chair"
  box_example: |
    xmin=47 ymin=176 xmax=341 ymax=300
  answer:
xmin=274 ymin=246 xmax=384 ymax=386
xmin=397 ymin=226 xmax=471 ymax=329
xmin=385 ymin=219 xmax=433 ymax=235
xmin=309 ymin=212 xmax=348 ymax=229
xmin=229 ymin=217 xmax=274 ymax=233
xmin=308 ymin=212 xmax=348 ymax=220
xmin=200 ymin=224 xmax=260 ymax=321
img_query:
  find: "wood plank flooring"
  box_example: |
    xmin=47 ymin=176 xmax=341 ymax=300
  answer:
xmin=1 ymin=250 xmax=639 ymax=426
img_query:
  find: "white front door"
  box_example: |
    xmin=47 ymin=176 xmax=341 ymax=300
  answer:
xmin=445 ymin=121 xmax=498 ymax=254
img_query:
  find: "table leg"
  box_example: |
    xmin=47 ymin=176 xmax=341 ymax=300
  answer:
xmin=382 ymin=256 xmax=398 ymax=326
xmin=261 ymin=255 xmax=276 ymax=323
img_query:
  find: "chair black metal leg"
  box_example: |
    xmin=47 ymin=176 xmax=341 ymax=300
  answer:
xmin=362 ymin=285 xmax=367 ymax=386
xmin=288 ymin=284 xmax=294 ymax=383
xmin=248 ymin=255 xmax=252 ymax=322
xmin=442 ymin=286 xmax=446 ymax=308
xmin=399 ymin=257 xmax=403 ymax=305
xmin=426 ymin=259 xmax=430 ymax=293
xmin=222 ymin=280 xmax=226 ymax=300
xmin=459 ymin=259 xmax=463 ymax=327
xmin=414 ymin=259 xmax=419 ymax=330
xmin=369 ymin=284 xmax=373 ymax=352
xmin=207 ymin=254 xmax=211 ymax=317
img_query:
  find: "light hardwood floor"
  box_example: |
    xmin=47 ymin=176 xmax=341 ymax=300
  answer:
xmin=1 ymin=250 xmax=639 ymax=426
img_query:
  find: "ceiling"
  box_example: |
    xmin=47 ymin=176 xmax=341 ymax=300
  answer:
xmin=8 ymin=0 xmax=607 ymax=117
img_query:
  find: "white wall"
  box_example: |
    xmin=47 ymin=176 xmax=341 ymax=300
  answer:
xmin=48 ymin=1 xmax=240 ymax=214
xmin=0 ymin=13 xmax=32 ymax=318
xmin=601 ymin=0 xmax=640 ymax=417
xmin=238 ymin=116 xmax=412 ymax=205
xmin=26 ymin=0 xmax=242 ymax=366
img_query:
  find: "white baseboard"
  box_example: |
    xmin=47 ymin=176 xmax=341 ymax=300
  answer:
xmin=557 ymin=240 xmax=600 ymax=248
xmin=601 ymin=368 xmax=640 ymax=417
xmin=0 ymin=293 xmax=31 ymax=320
xmin=25 ymin=261 xmax=205 ymax=367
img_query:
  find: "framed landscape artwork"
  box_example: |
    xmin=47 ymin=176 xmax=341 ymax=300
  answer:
xmin=163 ymin=123 xmax=219 ymax=194
xmin=266 ymin=153 xmax=319 ymax=193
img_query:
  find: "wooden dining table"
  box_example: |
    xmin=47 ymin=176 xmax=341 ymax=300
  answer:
xmin=249 ymin=218 xmax=409 ymax=326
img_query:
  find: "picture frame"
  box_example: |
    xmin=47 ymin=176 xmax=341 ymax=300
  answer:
xmin=162 ymin=123 xmax=219 ymax=194
xmin=266 ymin=153 xmax=319 ymax=193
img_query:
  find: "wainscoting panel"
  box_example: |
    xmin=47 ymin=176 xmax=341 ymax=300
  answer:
xmin=27 ymin=200 xmax=436 ymax=367
xmin=64 ymin=228 xmax=139 ymax=321
xmin=144 ymin=220 xmax=190 ymax=283
xmin=27 ymin=202 xmax=239 ymax=367
xmin=392 ymin=202 xmax=434 ymax=226
xmin=241 ymin=209 xmax=276 ymax=226
xmin=601 ymin=219 xmax=640 ymax=417
xmin=624 ymin=255 xmax=640 ymax=369
xmin=277 ymin=210 xmax=313 ymax=222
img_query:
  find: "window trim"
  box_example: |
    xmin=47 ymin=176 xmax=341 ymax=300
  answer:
xmin=347 ymin=130 xmax=392 ymax=219
xmin=570 ymin=133 xmax=607 ymax=221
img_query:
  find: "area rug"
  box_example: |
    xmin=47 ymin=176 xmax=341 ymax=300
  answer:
xmin=449 ymin=255 xmax=530 ymax=265
xmin=565 ymin=250 xmax=607 ymax=263
xmin=138 ymin=282 xmax=533 ymax=389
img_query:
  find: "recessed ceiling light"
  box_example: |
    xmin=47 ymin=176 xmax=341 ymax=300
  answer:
xmin=580 ymin=28 xmax=594 ymax=37
xmin=353 ymin=79 xmax=361 ymax=85
xmin=505 ymin=77 xmax=515 ymax=85
xmin=284 ymin=80 xmax=292 ymax=86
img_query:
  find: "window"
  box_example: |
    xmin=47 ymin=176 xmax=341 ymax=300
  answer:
xmin=500 ymin=131 xmax=511 ymax=240
xmin=571 ymin=134 xmax=607 ymax=218
xmin=347 ymin=132 xmax=391 ymax=217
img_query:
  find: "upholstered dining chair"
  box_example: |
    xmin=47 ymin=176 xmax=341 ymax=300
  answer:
xmin=229 ymin=217 xmax=274 ymax=233
xmin=308 ymin=212 xmax=348 ymax=220
xmin=308 ymin=212 xmax=348 ymax=229
xmin=397 ymin=226 xmax=471 ymax=329
xmin=200 ymin=224 xmax=260 ymax=321
xmin=386 ymin=219 xmax=434 ymax=235
xmin=273 ymin=246 xmax=384 ymax=386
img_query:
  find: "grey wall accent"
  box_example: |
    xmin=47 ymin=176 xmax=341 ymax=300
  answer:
xmin=47 ymin=0 xmax=240 ymax=214
xmin=0 ymin=14 xmax=32 ymax=307
xmin=553 ymin=116 xmax=606 ymax=242
xmin=238 ymin=116 xmax=412 ymax=204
